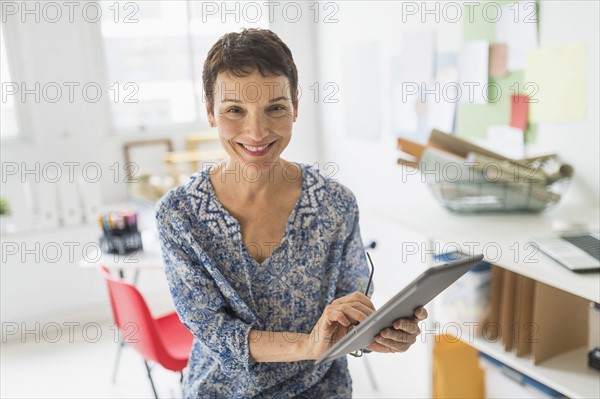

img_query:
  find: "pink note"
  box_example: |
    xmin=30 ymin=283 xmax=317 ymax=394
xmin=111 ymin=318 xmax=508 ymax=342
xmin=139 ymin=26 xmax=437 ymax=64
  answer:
xmin=510 ymin=95 xmax=530 ymax=131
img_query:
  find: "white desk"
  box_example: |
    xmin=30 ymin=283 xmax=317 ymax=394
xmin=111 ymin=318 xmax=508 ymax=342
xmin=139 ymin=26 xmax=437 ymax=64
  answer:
xmin=372 ymin=197 xmax=600 ymax=398
xmin=78 ymin=230 xmax=163 ymax=271
xmin=373 ymin=198 xmax=599 ymax=303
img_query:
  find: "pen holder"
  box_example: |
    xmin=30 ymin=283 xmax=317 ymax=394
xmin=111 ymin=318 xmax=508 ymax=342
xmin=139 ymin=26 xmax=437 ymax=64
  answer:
xmin=99 ymin=230 xmax=143 ymax=255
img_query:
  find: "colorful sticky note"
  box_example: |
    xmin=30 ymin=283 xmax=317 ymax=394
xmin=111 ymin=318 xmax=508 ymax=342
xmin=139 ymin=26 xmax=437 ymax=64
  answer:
xmin=510 ymin=95 xmax=530 ymax=131
xmin=524 ymin=44 xmax=587 ymax=123
xmin=496 ymin=0 xmax=538 ymax=71
xmin=458 ymin=40 xmax=489 ymax=104
xmin=463 ymin=5 xmax=495 ymax=42
xmin=489 ymin=43 xmax=508 ymax=79
xmin=487 ymin=125 xmax=525 ymax=160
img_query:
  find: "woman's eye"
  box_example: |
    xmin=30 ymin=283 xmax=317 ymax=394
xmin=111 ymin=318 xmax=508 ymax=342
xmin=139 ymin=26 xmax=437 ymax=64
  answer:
xmin=226 ymin=108 xmax=241 ymax=113
xmin=269 ymin=105 xmax=286 ymax=112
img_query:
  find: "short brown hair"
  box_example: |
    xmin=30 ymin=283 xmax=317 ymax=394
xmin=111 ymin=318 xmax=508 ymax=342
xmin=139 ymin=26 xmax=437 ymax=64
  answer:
xmin=202 ymin=28 xmax=299 ymax=112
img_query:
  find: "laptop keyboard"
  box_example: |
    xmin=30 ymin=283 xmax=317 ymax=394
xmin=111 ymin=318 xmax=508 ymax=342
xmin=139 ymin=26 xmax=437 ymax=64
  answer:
xmin=561 ymin=234 xmax=600 ymax=260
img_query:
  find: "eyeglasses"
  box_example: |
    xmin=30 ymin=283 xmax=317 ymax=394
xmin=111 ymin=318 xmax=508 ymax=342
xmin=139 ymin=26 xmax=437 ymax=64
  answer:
xmin=349 ymin=251 xmax=375 ymax=358
xmin=364 ymin=251 xmax=375 ymax=297
xmin=356 ymin=251 xmax=375 ymax=297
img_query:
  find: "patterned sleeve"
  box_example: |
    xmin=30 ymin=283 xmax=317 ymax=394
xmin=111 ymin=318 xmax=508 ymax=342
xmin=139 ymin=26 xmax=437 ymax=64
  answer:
xmin=335 ymin=192 xmax=374 ymax=299
xmin=155 ymin=195 xmax=256 ymax=377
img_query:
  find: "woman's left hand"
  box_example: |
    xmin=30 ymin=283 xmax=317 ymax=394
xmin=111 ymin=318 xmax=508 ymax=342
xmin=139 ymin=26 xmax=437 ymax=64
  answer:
xmin=366 ymin=307 xmax=428 ymax=353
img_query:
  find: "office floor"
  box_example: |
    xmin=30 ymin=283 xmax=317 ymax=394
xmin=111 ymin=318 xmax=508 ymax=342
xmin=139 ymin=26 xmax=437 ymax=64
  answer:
xmin=0 ymin=319 xmax=429 ymax=398
xmin=0 ymin=321 xmax=182 ymax=398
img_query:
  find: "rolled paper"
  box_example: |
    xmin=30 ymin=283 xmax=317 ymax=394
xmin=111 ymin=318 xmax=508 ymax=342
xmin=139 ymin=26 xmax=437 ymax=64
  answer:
xmin=465 ymin=152 xmax=561 ymax=204
xmin=420 ymin=147 xmax=483 ymax=184
xmin=466 ymin=152 xmax=548 ymax=185
xmin=546 ymin=163 xmax=575 ymax=184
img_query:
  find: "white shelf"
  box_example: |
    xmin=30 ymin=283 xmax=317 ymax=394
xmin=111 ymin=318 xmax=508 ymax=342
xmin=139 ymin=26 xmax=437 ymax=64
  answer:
xmin=374 ymin=201 xmax=600 ymax=302
xmin=1 ymin=201 xmax=142 ymax=239
xmin=372 ymin=200 xmax=600 ymax=397
xmin=466 ymin=337 xmax=599 ymax=398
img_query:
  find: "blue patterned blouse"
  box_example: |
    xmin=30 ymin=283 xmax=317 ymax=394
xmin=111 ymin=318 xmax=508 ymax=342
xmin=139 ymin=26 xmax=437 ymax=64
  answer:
xmin=155 ymin=163 xmax=372 ymax=398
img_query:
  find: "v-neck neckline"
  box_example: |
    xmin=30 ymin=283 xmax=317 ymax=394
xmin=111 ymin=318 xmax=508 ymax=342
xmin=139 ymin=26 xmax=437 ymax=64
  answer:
xmin=203 ymin=163 xmax=307 ymax=266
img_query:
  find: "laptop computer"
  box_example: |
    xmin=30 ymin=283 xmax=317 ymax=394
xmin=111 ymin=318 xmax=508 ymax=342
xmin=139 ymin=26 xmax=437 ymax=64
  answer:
xmin=531 ymin=232 xmax=600 ymax=273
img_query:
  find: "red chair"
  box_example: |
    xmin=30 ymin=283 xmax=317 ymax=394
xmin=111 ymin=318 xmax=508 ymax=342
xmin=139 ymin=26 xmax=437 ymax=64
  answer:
xmin=99 ymin=266 xmax=193 ymax=398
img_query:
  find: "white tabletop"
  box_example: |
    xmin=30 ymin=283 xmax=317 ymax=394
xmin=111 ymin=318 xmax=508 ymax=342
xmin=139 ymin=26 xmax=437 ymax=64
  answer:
xmin=372 ymin=197 xmax=600 ymax=303
xmin=78 ymin=230 xmax=163 ymax=270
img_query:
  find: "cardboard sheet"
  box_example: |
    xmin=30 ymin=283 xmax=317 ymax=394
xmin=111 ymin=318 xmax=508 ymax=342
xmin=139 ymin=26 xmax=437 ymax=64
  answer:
xmin=531 ymin=282 xmax=589 ymax=364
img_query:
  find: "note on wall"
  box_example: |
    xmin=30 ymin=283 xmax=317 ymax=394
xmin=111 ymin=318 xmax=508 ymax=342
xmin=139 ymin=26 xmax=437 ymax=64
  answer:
xmin=426 ymin=67 xmax=458 ymax=134
xmin=391 ymin=75 xmax=419 ymax=138
xmin=402 ymin=29 xmax=436 ymax=85
xmin=496 ymin=0 xmax=538 ymax=71
xmin=463 ymin=5 xmax=495 ymax=42
xmin=458 ymin=40 xmax=489 ymax=104
xmin=426 ymin=92 xmax=457 ymax=134
xmin=390 ymin=30 xmax=436 ymax=142
xmin=342 ymin=42 xmax=381 ymax=140
xmin=489 ymin=43 xmax=508 ymax=79
xmin=487 ymin=125 xmax=525 ymax=160
xmin=436 ymin=52 xmax=457 ymax=75
xmin=510 ymin=94 xmax=530 ymax=131
xmin=524 ymin=44 xmax=587 ymax=123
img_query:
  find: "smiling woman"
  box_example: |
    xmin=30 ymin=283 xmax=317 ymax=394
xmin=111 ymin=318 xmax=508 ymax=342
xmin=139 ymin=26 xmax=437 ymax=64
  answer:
xmin=155 ymin=28 xmax=426 ymax=398
xmin=211 ymin=71 xmax=296 ymax=168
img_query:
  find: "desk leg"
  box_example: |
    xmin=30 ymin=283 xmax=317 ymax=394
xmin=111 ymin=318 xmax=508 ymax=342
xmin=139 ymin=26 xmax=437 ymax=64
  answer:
xmin=428 ymin=237 xmax=436 ymax=267
xmin=363 ymin=355 xmax=378 ymax=391
xmin=425 ymin=235 xmax=436 ymax=398
xmin=117 ymin=268 xmax=140 ymax=285
xmin=133 ymin=269 xmax=141 ymax=285
xmin=112 ymin=335 xmax=125 ymax=383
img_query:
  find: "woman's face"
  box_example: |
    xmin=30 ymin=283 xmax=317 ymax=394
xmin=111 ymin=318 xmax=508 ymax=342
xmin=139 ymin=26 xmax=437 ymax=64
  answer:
xmin=207 ymin=70 xmax=298 ymax=169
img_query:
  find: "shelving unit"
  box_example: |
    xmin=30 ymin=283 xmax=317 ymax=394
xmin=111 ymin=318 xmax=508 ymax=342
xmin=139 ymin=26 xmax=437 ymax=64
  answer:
xmin=467 ymin=338 xmax=597 ymax=398
xmin=375 ymin=199 xmax=600 ymax=397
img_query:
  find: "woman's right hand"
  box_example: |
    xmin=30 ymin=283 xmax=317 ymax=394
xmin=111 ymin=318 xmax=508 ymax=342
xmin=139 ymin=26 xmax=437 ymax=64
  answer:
xmin=304 ymin=291 xmax=376 ymax=360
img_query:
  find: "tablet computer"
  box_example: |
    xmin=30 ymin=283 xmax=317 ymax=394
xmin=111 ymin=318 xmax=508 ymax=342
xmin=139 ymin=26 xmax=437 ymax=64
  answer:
xmin=315 ymin=254 xmax=485 ymax=365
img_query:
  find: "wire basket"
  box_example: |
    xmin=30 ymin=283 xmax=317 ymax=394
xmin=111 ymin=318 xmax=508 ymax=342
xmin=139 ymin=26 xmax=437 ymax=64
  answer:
xmin=427 ymin=178 xmax=571 ymax=213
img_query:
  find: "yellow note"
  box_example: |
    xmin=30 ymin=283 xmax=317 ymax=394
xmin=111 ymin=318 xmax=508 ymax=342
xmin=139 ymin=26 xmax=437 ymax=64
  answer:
xmin=524 ymin=44 xmax=586 ymax=123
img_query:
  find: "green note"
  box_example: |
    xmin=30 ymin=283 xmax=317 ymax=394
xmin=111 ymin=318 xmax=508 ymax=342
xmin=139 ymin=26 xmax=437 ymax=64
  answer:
xmin=463 ymin=5 xmax=495 ymax=42
xmin=457 ymin=71 xmax=537 ymax=142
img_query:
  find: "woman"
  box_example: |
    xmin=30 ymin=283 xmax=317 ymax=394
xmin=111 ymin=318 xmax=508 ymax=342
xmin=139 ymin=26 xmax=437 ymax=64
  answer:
xmin=156 ymin=28 xmax=427 ymax=398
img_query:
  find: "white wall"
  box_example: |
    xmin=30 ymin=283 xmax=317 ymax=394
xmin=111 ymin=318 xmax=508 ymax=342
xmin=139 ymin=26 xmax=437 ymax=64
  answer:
xmin=315 ymin=1 xmax=600 ymax=215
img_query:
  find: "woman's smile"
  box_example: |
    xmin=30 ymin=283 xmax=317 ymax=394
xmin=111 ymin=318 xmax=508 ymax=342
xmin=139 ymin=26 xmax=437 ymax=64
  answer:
xmin=237 ymin=141 xmax=276 ymax=157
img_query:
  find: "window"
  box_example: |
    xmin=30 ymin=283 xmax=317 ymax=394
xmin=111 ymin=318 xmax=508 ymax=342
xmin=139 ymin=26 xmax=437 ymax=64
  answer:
xmin=100 ymin=1 xmax=269 ymax=132
xmin=1 ymin=24 xmax=20 ymax=139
